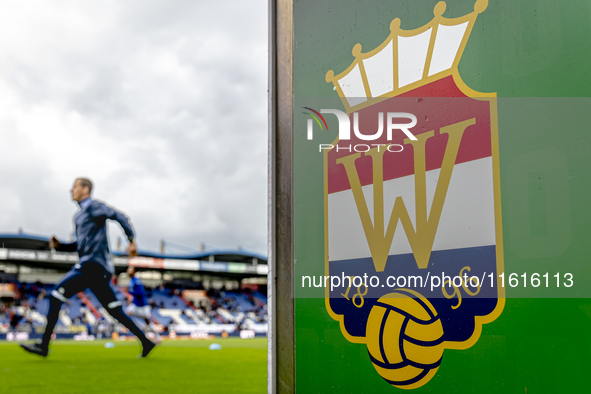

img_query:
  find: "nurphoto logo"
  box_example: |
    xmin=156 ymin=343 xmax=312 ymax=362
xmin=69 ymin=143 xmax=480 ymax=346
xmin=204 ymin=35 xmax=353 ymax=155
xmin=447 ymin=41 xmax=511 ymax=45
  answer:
xmin=303 ymin=107 xmax=417 ymax=152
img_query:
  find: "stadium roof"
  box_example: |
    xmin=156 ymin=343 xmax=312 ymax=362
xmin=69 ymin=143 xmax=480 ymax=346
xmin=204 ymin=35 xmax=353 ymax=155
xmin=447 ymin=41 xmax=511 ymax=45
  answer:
xmin=0 ymin=232 xmax=266 ymax=264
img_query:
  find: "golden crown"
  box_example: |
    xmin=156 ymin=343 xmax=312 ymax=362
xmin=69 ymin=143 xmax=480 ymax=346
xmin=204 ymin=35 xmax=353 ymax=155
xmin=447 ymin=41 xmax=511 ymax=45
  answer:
xmin=325 ymin=0 xmax=489 ymax=113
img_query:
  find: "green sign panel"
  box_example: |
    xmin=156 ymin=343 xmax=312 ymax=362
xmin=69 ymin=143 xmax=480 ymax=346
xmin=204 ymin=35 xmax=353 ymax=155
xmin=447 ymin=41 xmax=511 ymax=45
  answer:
xmin=292 ymin=0 xmax=591 ymax=392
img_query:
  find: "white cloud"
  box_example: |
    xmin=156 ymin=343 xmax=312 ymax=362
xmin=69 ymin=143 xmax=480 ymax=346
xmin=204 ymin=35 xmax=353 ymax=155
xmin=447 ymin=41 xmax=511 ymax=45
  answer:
xmin=0 ymin=0 xmax=268 ymax=255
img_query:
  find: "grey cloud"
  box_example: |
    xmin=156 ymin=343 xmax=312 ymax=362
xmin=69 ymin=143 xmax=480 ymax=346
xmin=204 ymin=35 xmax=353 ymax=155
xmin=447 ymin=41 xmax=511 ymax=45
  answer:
xmin=0 ymin=0 xmax=268 ymax=255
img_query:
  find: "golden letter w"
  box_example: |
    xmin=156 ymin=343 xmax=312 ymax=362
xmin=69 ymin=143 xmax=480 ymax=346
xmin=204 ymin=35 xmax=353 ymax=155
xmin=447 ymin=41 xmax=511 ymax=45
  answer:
xmin=336 ymin=118 xmax=475 ymax=271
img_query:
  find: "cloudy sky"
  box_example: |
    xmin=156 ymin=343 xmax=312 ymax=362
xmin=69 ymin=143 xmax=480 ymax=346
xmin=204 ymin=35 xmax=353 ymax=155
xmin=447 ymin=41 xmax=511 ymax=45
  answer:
xmin=0 ymin=1 xmax=268 ymax=255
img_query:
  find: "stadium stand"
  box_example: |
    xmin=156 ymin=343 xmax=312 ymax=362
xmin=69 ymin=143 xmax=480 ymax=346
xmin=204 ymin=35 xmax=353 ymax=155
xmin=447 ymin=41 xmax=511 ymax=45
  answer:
xmin=0 ymin=233 xmax=267 ymax=340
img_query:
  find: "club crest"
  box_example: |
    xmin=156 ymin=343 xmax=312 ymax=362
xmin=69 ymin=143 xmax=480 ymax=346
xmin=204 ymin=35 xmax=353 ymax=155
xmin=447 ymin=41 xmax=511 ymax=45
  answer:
xmin=321 ymin=0 xmax=504 ymax=389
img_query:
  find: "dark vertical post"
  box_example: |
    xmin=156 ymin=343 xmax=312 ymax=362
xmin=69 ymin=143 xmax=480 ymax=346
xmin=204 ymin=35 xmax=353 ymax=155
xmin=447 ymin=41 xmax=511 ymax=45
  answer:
xmin=268 ymin=0 xmax=294 ymax=392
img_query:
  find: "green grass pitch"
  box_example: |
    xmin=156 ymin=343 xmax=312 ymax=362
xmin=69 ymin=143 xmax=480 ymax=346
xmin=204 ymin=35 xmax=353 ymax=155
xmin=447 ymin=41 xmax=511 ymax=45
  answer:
xmin=0 ymin=338 xmax=266 ymax=394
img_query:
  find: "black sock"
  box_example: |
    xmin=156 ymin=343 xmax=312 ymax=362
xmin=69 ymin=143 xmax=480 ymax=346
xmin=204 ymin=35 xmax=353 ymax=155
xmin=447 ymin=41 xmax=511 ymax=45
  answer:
xmin=42 ymin=297 xmax=63 ymax=347
xmin=108 ymin=306 xmax=149 ymax=343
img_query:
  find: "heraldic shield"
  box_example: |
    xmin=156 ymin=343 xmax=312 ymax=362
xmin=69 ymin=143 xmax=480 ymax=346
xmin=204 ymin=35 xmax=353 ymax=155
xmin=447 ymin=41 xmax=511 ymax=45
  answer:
xmin=323 ymin=0 xmax=504 ymax=389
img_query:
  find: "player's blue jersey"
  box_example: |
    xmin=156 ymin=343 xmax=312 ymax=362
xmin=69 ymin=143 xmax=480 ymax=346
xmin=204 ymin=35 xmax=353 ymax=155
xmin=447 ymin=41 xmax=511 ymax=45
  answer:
xmin=128 ymin=276 xmax=148 ymax=307
xmin=60 ymin=198 xmax=135 ymax=275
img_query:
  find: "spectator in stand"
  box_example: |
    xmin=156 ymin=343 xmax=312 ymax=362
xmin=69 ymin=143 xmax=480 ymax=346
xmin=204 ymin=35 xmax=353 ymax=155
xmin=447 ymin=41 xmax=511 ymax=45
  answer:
xmin=96 ymin=316 xmax=111 ymax=339
xmin=9 ymin=308 xmax=22 ymax=332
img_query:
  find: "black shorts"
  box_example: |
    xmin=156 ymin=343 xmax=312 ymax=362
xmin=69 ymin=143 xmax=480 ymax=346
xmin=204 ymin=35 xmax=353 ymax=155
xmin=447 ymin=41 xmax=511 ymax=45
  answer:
xmin=50 ymin=262 xmax=122 ymax=309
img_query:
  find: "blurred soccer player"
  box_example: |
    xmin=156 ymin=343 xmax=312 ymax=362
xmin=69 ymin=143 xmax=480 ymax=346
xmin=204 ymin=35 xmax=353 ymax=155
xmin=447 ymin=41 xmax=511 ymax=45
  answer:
xmin=125 ymin=266 xmax=161 ymax=342
xmin=20 ymin=178 xmax=156 ymax=358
